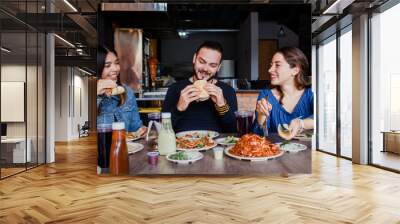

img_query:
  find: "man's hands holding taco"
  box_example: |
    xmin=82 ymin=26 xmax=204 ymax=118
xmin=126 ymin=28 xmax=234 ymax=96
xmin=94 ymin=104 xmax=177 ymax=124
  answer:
xmin=177 ymin=80 xmax=225 ymax=112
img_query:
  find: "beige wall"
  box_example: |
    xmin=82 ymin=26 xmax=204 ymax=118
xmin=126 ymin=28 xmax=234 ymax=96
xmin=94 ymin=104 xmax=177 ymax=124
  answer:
xmin=236 ymin=92 xmax=258 ymax=112
xmin=1 ymin=64 xmax=45 ymax=163
xmin=1 ymin=65 xmax=42 ymax=137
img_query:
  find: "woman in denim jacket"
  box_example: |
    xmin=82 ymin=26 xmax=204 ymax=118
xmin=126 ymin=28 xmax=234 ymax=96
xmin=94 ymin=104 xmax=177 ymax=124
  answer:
xmin=97 ymin=46 xmax=145 ymax=134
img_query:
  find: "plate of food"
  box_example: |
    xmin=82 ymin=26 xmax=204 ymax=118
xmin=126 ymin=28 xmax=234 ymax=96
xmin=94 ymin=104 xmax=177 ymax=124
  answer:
xmin=277 ymin=142 xmax=307 ymax=153
xmin=176 ymin=136 xmax=217 ymax=151
xmin=224 ymin=134 xmax=283 ymax=161
xmin=175 ymin=130 xmax=219 ymax=139
xmin=215 ymin=136 xmax=239 ymax=146
xmin=127 ymin=142 xmax=144 ymax=154
xmin=126 ymin=132 xmax=142 ymax=141
xmin=166 ymin=151 xmax=204 ymax=164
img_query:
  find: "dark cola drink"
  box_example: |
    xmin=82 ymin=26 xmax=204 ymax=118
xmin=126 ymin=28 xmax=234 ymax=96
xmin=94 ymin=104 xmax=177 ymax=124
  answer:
xmin=97 ymin=124 xmax=112 ymax=174
xmin=235 ymin=111 xmax=254 ymax=137
xmin=148 ymin=112 xmax=161 ymax=123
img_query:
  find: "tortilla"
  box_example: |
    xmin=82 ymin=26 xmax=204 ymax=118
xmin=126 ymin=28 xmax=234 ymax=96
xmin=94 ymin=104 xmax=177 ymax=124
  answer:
xmin=193 ymin=80 xmax=209 ymax=101
xmin=111 ymin=86 xmax=125 ymax=95
xmin=278 ymin=124 xmax=292 ymax=140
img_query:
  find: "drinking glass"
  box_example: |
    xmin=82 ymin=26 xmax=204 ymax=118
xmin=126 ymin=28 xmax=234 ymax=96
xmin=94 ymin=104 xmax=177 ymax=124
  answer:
xmin=97 ymin=123 xmax=112 ymax=174
xmin=235 ymin=111 xmax=254 ymax=137
xmin=147 ymin=112 xmax=161 ymax=141
xmin=148 ymin=112 xmax=161 ymax=123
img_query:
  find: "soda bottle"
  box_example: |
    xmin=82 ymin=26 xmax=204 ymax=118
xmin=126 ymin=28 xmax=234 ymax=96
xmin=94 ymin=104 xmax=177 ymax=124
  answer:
xmin=109 ymin=122 xmax=129 ymax=175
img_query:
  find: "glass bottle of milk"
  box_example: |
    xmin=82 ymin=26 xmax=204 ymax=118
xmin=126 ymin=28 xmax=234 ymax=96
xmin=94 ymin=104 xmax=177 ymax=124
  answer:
xmin=157 ymin=112 xmax=176 ymax=155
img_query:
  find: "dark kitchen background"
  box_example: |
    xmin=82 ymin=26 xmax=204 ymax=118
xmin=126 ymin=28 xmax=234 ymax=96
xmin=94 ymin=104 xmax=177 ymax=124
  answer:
xmin=98 ymin=3 xmax=311 ymax=90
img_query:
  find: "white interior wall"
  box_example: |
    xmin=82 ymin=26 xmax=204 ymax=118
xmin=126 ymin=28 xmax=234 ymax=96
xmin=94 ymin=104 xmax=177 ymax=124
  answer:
xmin=71 ymin=71 xmax=89 ymax=138
xmin=1 ymin=65 xmax=33 ymax=138
xmin=54 ymin=66 xmax=69 ymax=141
xmin=54 ymin=67 xmax=89 ymax=141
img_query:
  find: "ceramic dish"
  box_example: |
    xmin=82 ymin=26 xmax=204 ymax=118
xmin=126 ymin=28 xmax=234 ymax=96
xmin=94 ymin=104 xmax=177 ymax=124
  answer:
xmin=177 ymin=142 xmax=217 ymax=152
xmin=127 ymin=142 xmax=144 ymax=154
xmin=215 ymin=136 xmax=239 ymax=146
xmin=166 ymin=151 xmax=204 ymax=164
xmin=224 ymin=146 xmax=284 ymax=161
xmin=175 ymin=130 xmax=219 ymax=139
xmin=277 ymin=142 xmax=307 ymax=153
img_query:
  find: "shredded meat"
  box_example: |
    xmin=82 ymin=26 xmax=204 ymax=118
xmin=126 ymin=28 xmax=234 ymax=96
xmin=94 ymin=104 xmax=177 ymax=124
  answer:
xmin=176 ymin=136 xmax=215 ymax=149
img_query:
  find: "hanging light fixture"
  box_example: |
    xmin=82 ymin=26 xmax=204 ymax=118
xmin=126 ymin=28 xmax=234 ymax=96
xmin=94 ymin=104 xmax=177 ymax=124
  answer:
xmin=178 ymin=30 xmax=188 ymax=38
xmin=278 ymin=25 xmax=285 ymax=37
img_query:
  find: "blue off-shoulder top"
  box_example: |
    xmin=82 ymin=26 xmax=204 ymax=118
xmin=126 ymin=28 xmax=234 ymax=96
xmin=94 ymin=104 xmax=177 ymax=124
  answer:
xmin=252 ymin=88 xmax=314 ymax=135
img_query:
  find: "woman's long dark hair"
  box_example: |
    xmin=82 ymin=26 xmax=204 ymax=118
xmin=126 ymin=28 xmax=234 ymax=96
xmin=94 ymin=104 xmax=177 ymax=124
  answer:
xmin=270 ymin=47 xmax=310 ymax=104
xmin=97 ymin=45 xmax=125 ymax=105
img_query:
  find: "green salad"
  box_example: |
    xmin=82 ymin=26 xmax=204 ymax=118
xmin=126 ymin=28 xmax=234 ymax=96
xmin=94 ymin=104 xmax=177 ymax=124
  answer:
xmin=169 ymin=151 xmax=188 ymax=160
xmin=208 ymin=132 xmax=217 ymax=138
xmin=223 ymin=136 xmax=238 ymax=144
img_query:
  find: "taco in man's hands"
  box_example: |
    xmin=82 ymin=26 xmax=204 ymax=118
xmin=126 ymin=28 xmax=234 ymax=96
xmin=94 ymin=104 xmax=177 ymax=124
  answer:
xmin=193 ymin=80 xmax=209 ymax=101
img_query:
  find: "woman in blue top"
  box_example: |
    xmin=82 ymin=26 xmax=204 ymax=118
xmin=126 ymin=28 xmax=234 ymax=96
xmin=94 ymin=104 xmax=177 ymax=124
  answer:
xmin=97 ymin=45 xmax=145 ymax=134
xmin=253 ymin=47 xmax=314 ymax=139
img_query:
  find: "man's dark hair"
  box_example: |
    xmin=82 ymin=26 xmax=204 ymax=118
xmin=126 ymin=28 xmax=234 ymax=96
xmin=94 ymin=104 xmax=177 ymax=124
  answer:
xmin=195 ymin=41 xmax=223 ymax=58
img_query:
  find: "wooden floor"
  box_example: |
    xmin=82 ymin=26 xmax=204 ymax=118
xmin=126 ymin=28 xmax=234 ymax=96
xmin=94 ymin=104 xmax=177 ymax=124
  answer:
xmin=373 ymin=151 xmax=400 ymax=171
xmin=1 ymin=167 xmax=26 ymax=177
xmin=1 ymin=135 xmax=400 ymax=223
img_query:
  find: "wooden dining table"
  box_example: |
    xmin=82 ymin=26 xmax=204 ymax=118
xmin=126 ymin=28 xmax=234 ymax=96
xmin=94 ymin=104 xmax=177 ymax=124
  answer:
xmin=129 ymin=133 xmax=311 ymax=175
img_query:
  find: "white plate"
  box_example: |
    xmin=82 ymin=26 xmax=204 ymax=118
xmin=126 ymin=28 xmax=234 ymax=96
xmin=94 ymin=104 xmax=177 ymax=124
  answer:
xmin=166 ymin=151 xmax=204 ymax=164
xmin=277 ymin=142 xmax=307 ymax=153
xmin=127 ymin=142 xmax=144 ymax=154
xmin=176 ymin=130 xmax=219 ymax=139
xmin=224 ymin=146 xmax=284 ymax=162
xmin=177 ymin=142 xmax=217 ymax=152
xmin=215 ymin=137 xmax=239 ymax=146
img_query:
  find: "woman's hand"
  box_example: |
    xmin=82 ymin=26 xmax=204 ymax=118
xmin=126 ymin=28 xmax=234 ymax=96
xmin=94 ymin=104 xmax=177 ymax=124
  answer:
xmin=256 ymin=98 xmax=272 ymax=125
xmin=288 ymin=119 xmax=303 ymax=139
xmin=97 ymin=79 xmax=117 ymax=96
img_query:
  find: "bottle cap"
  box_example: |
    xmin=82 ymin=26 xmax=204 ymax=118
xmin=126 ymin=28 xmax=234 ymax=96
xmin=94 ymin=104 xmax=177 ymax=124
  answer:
xmin=161 ymin=112 xmax=171 ymax=119
xmin=112 ymin=122 xmax=125 ymax=130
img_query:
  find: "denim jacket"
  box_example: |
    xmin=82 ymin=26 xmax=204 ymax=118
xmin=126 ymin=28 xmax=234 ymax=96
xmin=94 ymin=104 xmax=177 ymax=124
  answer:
xmin=97 ymin=84 xmax=142 ymax=132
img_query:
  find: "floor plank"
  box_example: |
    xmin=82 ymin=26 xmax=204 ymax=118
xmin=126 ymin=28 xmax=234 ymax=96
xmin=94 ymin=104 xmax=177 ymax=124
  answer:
xmin=0 ymin=135 xmax=400 ymax=223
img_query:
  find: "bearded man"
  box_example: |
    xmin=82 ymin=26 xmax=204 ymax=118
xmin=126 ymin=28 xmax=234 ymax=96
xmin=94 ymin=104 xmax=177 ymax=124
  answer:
xmin=162 ymin=41 xmax=238 ymax=133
